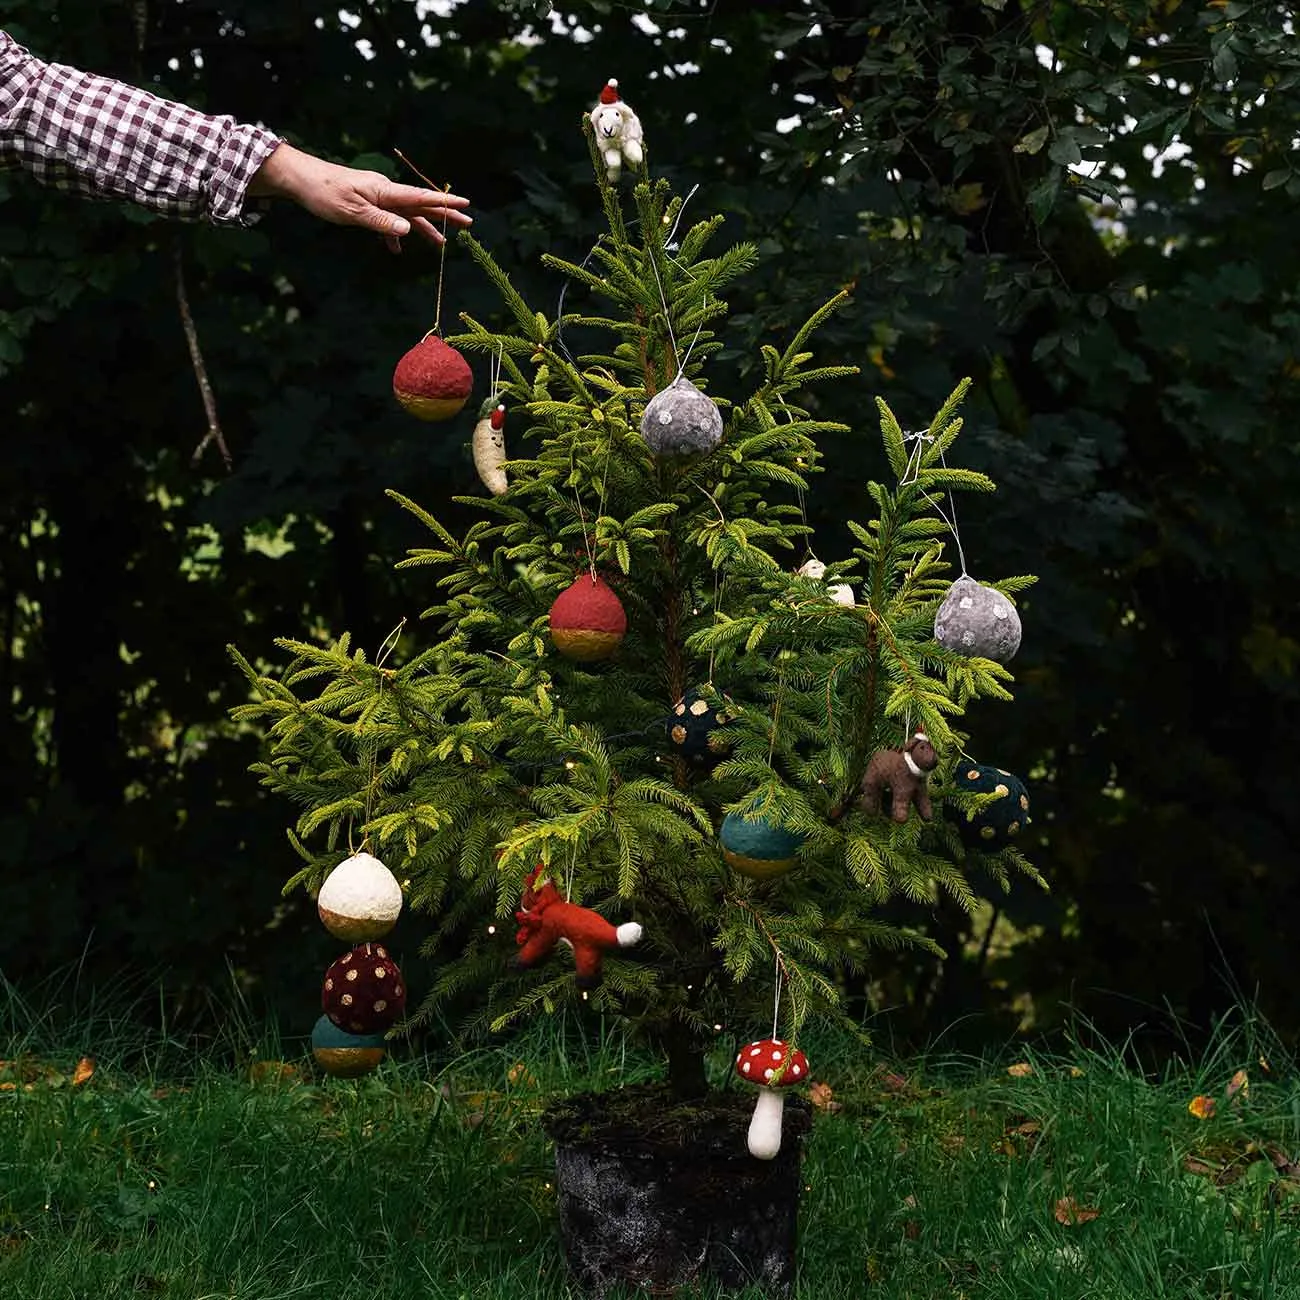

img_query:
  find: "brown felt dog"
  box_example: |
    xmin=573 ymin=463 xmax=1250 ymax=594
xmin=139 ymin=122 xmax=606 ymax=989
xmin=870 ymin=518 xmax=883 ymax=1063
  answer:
xmin=858 ymin=729 xmax=939 ymax=823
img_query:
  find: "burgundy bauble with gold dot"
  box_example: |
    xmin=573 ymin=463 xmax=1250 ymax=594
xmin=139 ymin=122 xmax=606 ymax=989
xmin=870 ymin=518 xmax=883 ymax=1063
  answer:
xmin=321 ymin=942 xmax=407 ymax=1035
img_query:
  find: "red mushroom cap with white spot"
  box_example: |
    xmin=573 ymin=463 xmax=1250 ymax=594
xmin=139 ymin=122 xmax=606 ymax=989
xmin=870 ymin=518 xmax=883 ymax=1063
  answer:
xmin=734 ymin=1038 xmax=809 ymax=1087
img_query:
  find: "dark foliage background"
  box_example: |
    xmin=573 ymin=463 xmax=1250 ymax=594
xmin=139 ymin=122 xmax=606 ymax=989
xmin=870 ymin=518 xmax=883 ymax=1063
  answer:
xmin=2 ymin=0 xmax=1297 ymax=1053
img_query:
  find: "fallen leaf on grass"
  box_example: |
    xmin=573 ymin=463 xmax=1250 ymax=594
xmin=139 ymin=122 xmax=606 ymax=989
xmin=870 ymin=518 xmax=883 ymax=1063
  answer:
xmin=507 ymin=1062 xmax=537 ymax=1088
xmin=1007 ymin=1062 xmax=1034 ymax=1078
xmin=1008 ymin=1120 xmax=1043 ymax=1138
xmin=71 ymin=1058 xmax=95 ymax=1088
xmin=248 ymin=1060 xmax=298 ymax=1085
xmin=1054 ymin=1196 xmax=1100 ymax=1226
xmin=809 ymin=1081 xmax=842 ymax=1112
xmin=1227 ymin=1069 xmax=1249 ymax=1103
xmin=1188 ymin=1095 xmax=1217 ymax=1120
xmin=1183 ymin=1155 xmax=1222 ymax=1178
xmin=880 ymin=1071 xmax=909 ymax=1093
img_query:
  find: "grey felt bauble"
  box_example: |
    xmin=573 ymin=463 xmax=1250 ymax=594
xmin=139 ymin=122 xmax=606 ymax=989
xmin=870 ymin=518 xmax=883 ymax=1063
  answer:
xmin=934 ymin=577 xmax=1022 ymax=662
xmin=640 ymin=378 xmax=723 ymax=456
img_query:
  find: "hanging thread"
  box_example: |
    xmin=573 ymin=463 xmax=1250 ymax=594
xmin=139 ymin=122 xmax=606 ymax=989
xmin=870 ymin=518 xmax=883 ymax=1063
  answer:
xmin=357 ymin=618 xmax=408 ymax=851
xmin=901 ymin=428 xmax=970 ymax=579
xmin=771 ymin=952 xmax=784 ymax=1041
xmin=393 ymin=148 xmax=453 ymax=337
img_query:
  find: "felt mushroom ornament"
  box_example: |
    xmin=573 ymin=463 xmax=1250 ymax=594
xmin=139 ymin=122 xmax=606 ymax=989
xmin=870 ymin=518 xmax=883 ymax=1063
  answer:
xmin=735 ymin=1039 xmax=809 ymax=1160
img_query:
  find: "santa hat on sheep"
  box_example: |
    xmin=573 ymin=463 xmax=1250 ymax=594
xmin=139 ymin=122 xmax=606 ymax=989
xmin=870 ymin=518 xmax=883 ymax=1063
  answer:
xmin=598 ymin=79 xmax=621 ymax=105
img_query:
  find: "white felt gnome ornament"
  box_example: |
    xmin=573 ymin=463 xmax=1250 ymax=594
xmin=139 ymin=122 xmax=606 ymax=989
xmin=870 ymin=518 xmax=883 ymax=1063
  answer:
xmin=589 ymin=79 xmax=644 ymax=183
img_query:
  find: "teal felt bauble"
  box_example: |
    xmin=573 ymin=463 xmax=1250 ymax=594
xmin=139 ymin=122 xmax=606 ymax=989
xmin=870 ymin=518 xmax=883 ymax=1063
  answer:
xmin=949 ymin=763 xmax=1030 ymax=849
xmin=720 ymin=811 xmax=806 ymax=880
xmin=310 ymin=1014 xmax=387 ymax=1079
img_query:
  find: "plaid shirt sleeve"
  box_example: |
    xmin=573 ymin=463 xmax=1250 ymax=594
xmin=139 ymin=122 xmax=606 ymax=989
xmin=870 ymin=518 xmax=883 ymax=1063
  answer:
xmin=0 ymin=30 xmax=281 ymax=225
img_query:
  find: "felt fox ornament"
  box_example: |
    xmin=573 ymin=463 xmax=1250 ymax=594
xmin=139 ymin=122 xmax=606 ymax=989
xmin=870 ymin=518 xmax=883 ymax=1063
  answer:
xmin=510 ymin=865 xmax=643 ymax=990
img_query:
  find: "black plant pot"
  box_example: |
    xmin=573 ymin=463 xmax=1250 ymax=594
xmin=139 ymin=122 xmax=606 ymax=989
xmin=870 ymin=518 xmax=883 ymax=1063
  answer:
xmin=543 ymin=1082 xmax=811 ymax=1297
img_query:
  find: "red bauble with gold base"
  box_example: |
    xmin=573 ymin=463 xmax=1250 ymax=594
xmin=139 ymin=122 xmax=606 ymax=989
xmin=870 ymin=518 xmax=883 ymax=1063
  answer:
xmin=392 ymin=336 xmax=473 ymax=421
xmin=549 ymin=574 xmax=627 ymax=663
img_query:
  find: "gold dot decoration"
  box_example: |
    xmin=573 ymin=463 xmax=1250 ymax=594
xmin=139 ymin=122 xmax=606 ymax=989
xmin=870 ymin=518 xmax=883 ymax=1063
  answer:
xmin=672 ymin=725 xmax=687 ymax=744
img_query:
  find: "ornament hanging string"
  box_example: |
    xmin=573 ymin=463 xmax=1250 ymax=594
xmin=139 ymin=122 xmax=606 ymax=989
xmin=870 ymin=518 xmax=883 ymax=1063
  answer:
xmin=394 ymin=149 xmax=453 ymax=337
xmin=729 ymin=895 xmax=793 ymax=1036
xmin=776 ymin=395 xmax=816 ymax=564
xmin=490 ymin=339 xmax=504 ymax=401
xmin=552 ymin=185 xmax=699 ymax=369
xmin=771 ymin=952 xmax=784 ymax=1041
xmin=354 ymin=617 xmax=408 ymax=853
xmin=901 ymin=429 xmax=969 ymax=579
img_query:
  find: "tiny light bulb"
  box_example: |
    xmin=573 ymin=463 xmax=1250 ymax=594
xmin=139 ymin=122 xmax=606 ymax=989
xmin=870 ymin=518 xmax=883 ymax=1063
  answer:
xmin=564 ymin=760 xmax=576 ymax=770
xmin=487 ymin=924 xmax=497 ymax=935
xmin=714 ymin=1023 xmax=723 ymax=1032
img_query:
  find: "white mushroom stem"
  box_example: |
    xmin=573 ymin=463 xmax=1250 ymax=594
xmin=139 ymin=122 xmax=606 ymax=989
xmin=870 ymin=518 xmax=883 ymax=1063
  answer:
xmin=746 ymin=1086 xmax=787 ymax=1160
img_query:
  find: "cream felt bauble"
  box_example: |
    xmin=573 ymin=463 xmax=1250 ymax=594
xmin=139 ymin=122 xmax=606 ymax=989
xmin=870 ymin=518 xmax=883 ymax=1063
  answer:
xmin=317 ymin=851 xmax=403 ymax=942
xmin=933 ymin=577 xmax=1021 ymax=663
xmin=796 ymin=558 xmax=855 ymax=607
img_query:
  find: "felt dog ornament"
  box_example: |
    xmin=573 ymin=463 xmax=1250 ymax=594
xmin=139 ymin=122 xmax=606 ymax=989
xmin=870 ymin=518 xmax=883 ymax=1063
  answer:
xmin=511 ymin=865 xmax=643 ymax=990
xmin=589 ymin=79 xmax=644 ymax=183
xmin=858 ymin=727 xmax=939 ymax=823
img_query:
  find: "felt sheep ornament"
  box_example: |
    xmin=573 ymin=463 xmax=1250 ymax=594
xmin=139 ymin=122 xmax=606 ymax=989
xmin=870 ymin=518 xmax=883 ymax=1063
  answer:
xmin=510 ymin=865 xmax=643 ymax=991
xmin=857 ymin=727 xmax=939 ymax=823
xmin=589 ymin=79 xmax=644 ymax=183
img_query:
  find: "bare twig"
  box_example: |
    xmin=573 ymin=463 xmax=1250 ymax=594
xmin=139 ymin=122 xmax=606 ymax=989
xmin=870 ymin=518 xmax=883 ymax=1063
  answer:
xmin=174 ymin=241 xmax=231 ymax=471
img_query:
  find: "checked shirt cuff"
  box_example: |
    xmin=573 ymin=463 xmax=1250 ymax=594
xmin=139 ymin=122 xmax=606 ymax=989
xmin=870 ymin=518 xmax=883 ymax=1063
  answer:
xmin=1 ymin=30 xmax=281 ymax=225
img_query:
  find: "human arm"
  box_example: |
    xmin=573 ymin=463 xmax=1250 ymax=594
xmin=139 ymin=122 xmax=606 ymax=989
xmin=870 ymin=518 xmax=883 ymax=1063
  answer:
xmin=0 ymin=29 xmax=278 ymax=224
xmin=0 ymin=30 xmax=471 ymax=239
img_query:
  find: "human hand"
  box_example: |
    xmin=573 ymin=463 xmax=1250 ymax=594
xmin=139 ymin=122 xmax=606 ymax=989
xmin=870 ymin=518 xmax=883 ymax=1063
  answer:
xmin=248 ymin=143 xmax=471 ymax=248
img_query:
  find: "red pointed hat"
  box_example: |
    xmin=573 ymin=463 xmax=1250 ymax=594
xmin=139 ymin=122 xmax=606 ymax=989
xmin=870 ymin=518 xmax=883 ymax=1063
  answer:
xmin=599 ymin=79 xmax=620 ymax=104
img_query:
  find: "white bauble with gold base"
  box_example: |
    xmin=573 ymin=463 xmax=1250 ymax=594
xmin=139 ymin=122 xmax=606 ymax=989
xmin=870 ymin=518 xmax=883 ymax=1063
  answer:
xmin=317 ymin=852 xmax=403 ymax=942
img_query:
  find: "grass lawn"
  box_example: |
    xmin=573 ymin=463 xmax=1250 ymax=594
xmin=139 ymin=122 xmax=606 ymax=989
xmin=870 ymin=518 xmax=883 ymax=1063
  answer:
xmin=3 ymin=996 xmax=1300 ymax=1299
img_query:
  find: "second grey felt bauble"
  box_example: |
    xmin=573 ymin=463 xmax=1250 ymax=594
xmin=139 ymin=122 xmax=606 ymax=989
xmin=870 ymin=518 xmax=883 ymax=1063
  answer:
xmin=640 ymin=378 xmax=723 ymax=456
xmin=934 ymin=577 xmax=1022 ymax=662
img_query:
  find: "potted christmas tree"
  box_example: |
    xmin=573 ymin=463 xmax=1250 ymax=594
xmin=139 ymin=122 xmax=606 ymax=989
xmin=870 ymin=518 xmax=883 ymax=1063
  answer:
xmin=230 ymin=87 xmax=1037 ymax=1297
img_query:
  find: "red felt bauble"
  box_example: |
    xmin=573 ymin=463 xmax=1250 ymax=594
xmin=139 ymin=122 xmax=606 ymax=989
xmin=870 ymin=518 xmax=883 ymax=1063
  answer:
xmin=321 ymin=942 xmax=407 ymax=1035
xmin=548 ymin=573 xmax=627 ymax=662
xmin=392 ymin=336 xmax=473 ymax=421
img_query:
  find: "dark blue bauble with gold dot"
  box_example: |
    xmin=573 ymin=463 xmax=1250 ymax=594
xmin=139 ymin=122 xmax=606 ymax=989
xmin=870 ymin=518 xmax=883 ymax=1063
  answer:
xmin=948 ymin=763 xmax=1030 ymax=849
xmin=669 ymin=690 xmax=733 ymax=768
